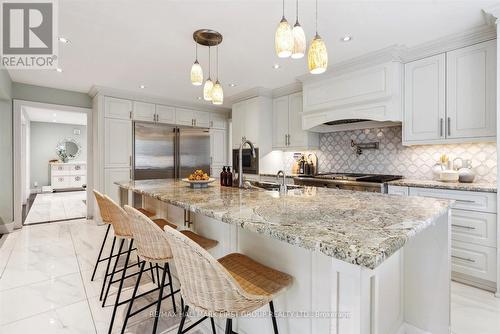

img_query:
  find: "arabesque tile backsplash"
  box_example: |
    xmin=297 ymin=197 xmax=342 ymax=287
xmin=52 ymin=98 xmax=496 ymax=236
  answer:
xmin=284 ymin=126 xmax=497 ymax=183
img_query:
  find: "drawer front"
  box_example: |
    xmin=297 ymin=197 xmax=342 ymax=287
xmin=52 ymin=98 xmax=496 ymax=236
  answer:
xmin=69 ymin=163 xmax=86 ymax=175
xmin=70 ymin=175 xmax=86 ymax=188
xmin=387 ymin=185 xmax=409 ymax=196
xmin=51 ymin=176 xmax=70 ymax=189
xmin=409 ymin=187 xmax=497 ymax=213
xmin=451 ymin=240 xmax=497 ymax=282
xmin=451 ymin=210 xmax=497 ymax=247
xmin=51 ymin=164 xmax=68 ymax=175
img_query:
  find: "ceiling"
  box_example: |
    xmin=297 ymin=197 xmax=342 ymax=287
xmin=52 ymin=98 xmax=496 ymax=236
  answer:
xmin=24 ymin=106 xmax=87 ymax=125
xmin=7 ymin=0 xmax=497 ymax=107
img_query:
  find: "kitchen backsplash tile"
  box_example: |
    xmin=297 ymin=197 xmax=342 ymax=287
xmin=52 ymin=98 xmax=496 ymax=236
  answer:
xmin=283 ymin=126 xmax=497 ymax=183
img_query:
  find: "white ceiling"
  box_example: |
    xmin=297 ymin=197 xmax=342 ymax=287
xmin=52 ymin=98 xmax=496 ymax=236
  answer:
xmin=24 ymin=106 xmax=87 ymax=125
xmin=7 ymin=0 xmax=497 ymax=107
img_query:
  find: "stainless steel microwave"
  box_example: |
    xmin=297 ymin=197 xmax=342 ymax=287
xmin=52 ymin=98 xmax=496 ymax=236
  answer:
xmin=232 ymin=148 xmax=259 ymax=175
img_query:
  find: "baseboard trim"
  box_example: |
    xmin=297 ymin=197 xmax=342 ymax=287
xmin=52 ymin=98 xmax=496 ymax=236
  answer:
xmin=0 ymin=222 xmax=15 ymax=234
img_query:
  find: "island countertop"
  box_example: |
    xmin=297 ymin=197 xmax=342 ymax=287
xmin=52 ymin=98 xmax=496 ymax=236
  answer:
xmin=116 ymin=179 xmax=451 ymax=270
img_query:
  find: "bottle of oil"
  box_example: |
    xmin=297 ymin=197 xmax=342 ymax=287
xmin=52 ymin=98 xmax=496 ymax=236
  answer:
xmin=220 ymin=167 xmax=227 ymax=186
xmin=226 ymin=167 xmax=233 ymax=187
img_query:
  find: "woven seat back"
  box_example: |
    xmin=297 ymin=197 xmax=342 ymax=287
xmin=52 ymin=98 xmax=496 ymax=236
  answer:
xmin=163 ymin=226 xmax=266 ymax=316
xmin=93 ymin=190 xmax=111 ymax=223
xmin=123 ymin=205 xmax=173 ymax=262
xmin=103 ymin=195 xmax=133 ymax=238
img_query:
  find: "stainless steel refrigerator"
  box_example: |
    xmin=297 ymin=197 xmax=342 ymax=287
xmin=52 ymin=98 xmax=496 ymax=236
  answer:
xmin=133 ymin=122 xmax=211 ymax=180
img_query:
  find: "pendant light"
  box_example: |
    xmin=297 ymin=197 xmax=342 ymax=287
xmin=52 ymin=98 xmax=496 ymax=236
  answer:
xmin=291 ymin=0 xmax=306 ymax=59
xmin=308 ymin=0 xmax=328 ymax=74
xmin=203 ymin=46 xmax=214 ymax=101
xmin=211 ymin=46 xmax=223 ymax=105
xmin=190 ymin=42 xmax=203 ymax=86
xmin=275 ymin=0 xmax=293 ymax=58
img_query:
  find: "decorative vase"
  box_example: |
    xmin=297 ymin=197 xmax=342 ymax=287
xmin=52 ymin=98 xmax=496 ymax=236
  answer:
xmin=458 ymin=160 xmax=475 ymax=183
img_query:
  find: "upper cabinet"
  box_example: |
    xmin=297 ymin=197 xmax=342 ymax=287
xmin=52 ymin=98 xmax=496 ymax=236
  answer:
xmin=104 ymin=97 xmax=132 ymax=120
xmin=175 ymin=108 xmax=210 ymax=127
xmin=132 ymin=101 xmax=156 ymax=122
xmin=404 ymin=54 xmax=446 ymax=142
xmin=272 ymin=92 xmax=319 ymax=150
xmin=446 ymin=40 xmax=496 ymax=139
xmin=155 ymin=105 xmax=176 ymax=124
xmin=210 ymin=113 xmax=227 ymax=129
xmin=404 ymin=40 xmax=496 ymax=145
xmin=231 ymin=96 xmax=272 ymax=152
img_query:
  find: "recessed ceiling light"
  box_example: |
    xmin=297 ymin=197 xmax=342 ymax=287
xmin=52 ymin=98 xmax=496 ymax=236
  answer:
xmin=341 ymin=36 xmax=353 ymax=42
xmin=139 ymin=84 xmax=146 ymax=89
xmin=55 ymin=68 xmax=63 ymax=73
xmin=58 ymin=37 xmax=70 ymax=44
xmin=273 ymin=64 xmax=281 ymax=69
xmin=228 ymin=83 xmax=237 ymax=87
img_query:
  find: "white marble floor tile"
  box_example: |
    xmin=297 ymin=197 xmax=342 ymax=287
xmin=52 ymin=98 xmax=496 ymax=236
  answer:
xmin=0 ymin=300 xmax=96 ymax=334
xmin=0 ymin=272 xmax=87 ymax=325
xmin=25 ymin=191 xmax=86 ymax=225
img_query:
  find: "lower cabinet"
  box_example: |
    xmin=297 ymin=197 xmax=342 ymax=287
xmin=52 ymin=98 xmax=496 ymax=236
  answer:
xmin=104 ymin=168 xmax=131 ymax=204
xmin=388 ymin=185 xmax=498 ymax=292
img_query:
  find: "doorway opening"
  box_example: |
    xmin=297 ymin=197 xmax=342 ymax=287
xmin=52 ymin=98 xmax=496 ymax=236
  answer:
xmin=13 ymin=100 xmax=93 ymax=230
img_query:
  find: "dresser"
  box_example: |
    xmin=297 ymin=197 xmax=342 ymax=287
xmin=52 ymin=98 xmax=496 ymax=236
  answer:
xmin=50 ymin=162 xmax=87 ymax=190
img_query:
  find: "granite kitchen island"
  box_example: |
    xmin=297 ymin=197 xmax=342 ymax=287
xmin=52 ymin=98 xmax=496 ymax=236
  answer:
xmin=116 ymin=179 xmax=452 ymax=334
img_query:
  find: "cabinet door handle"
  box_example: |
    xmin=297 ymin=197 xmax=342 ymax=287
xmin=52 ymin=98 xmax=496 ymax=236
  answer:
xmin=447 ymin=117 xmax=451 ymax=136
xmin=451 ymin=224 xmax=476 ymax=230
xmin=287 ymin=134 xmax=290 ymax=146
xmin=210 ymin=120 xmax=213 ymax=128
xmin=129 ymin=156 xmax=132 ymax=167
xmin=451 ymin=255 xmax=475 ymax=263
xmin=440 ymin=118 xmax=444 ymax=137
xmin=455 ymin=199 xmax=475 ymax=204
xmin=284 ymin=134 xmax=287 ymax=146
xmin=129 ymin=111 xmax=132 ymax=119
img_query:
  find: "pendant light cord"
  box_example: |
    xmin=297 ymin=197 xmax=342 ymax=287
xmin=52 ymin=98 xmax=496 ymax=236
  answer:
xmin=195 ymin=43 xmax=198 ymax=61
xmin=208 ymin=46 xmax=211 ymax=79
xmin=315 ymin=0 xmax=318 ymax=35
xmin=282 ymin=0 xmax=285 ymax=18
xmin=296 ymin=0 xmax=298 ymax=23
xmin=216 ymin=45 xmax=219 ymax=81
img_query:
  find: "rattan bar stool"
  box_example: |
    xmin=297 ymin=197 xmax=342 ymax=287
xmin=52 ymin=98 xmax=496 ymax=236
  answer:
xmin=123 ymin=205 xmax=218 ymax=334
xmin=163 ymin=227 xmax=293 ymax=334
xmin=92 ymin=190 xmax=142 ymax=284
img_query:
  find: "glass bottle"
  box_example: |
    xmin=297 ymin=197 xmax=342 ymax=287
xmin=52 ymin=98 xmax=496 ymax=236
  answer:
xmin=220 ymin=166 xmax=227 ymax=186
xmin=226 ymin=167 xmax=233 ymax=187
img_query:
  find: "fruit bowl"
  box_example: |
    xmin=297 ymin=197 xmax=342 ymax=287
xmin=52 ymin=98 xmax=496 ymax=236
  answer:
xmin=182 ymin=178 xmax=216 ymax=188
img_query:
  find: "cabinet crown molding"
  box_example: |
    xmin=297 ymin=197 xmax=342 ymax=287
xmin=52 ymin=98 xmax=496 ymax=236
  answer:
xmin=89 ymin=85 xmax=230 ymax=113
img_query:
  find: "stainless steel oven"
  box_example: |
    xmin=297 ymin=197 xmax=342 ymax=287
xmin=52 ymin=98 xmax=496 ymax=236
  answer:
xmin=232 ymin=148 xmax=259 ymax=175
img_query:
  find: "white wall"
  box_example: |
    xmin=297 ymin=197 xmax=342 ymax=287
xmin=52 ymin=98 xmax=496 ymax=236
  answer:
xmin=0 ymin=69 xmax=12 ymax=227
xmin=30 ymin=121 xmax=87 ymax=189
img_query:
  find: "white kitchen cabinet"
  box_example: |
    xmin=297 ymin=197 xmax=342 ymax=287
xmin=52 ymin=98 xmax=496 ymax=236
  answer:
xmin=404 ymin=54 xmax=446 ymax=143
xmin=272 ymin=96 xmax=289 ymax=148
xmin=231 ymin=96 xmax=272 ymax=152
xmin=133 ymin=101 xmax=156 ymax=122
xmin=391 ymin=185 xmax=498 ymax=292
xmin=446 ymin=40 xmax=496 ymax=139
xmin=210 ymin=113 xmax=227 ymax=129
xmin=175 ymin=108 xmax=194 ymax=126
xmin=403 ymin=40 xmax=497 ymax=145
xmin=273 ymin=92 xmax=319 ymax=150
xmin=104 ymin=118 xmax=132 ymax=168
xmin=104 ymin=97 xmax=132 ymax=120
xmin=104 ymin=168 xmax=131 ymax=204
xmin=210 ymin=128 xmax=227 ymax=166
xmin=156 ymin=105 xmax=176 ymax=124
xmin=194 ymin=110 xmax=210 ymax=128
xmin=175 ymin=108 xmax=210 ymax=127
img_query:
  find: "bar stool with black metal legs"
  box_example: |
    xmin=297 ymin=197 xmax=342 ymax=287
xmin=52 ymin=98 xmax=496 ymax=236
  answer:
xmin=90 ymin=190 xmax=113 ymax=281
xmin=123 ymin=205 xmax=218 ymax=334
xmin=163 ymin=226 xmax=293 ymax=334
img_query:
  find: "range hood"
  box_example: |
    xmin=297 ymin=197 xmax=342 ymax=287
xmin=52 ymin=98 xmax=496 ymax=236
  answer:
xmin=300 ymin=61 xmax=403 ymax=133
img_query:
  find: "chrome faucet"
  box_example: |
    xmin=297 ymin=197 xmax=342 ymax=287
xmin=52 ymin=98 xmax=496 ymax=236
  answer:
xmin=276 ymin=170 xmax=287 ymax=192
xmin=238 ymin=137 xmax=256 ymax=188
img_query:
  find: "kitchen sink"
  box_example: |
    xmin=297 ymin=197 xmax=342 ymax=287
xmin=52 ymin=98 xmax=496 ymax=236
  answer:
xmin=245 ymin=181 xmax=304 ymax=191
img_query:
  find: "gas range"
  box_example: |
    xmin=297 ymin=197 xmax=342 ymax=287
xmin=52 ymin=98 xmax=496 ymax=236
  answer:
xmin=293 ymin=173 xmax=403 ymax=193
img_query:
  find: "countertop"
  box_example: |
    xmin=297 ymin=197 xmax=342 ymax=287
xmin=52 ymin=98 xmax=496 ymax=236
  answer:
xmin=388 ymin=179 xmax=497 ymax=193
xmin=116 ymin=179 xmax=451 ymax=270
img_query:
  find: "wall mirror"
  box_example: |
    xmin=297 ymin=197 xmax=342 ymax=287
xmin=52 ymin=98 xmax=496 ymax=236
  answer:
xmin=56 ymin=138 xmax=82 ymax=162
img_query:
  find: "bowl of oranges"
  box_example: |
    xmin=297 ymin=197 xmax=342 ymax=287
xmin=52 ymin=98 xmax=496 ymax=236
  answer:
xmin=182 ymin=170 xmax=215 ymax=188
